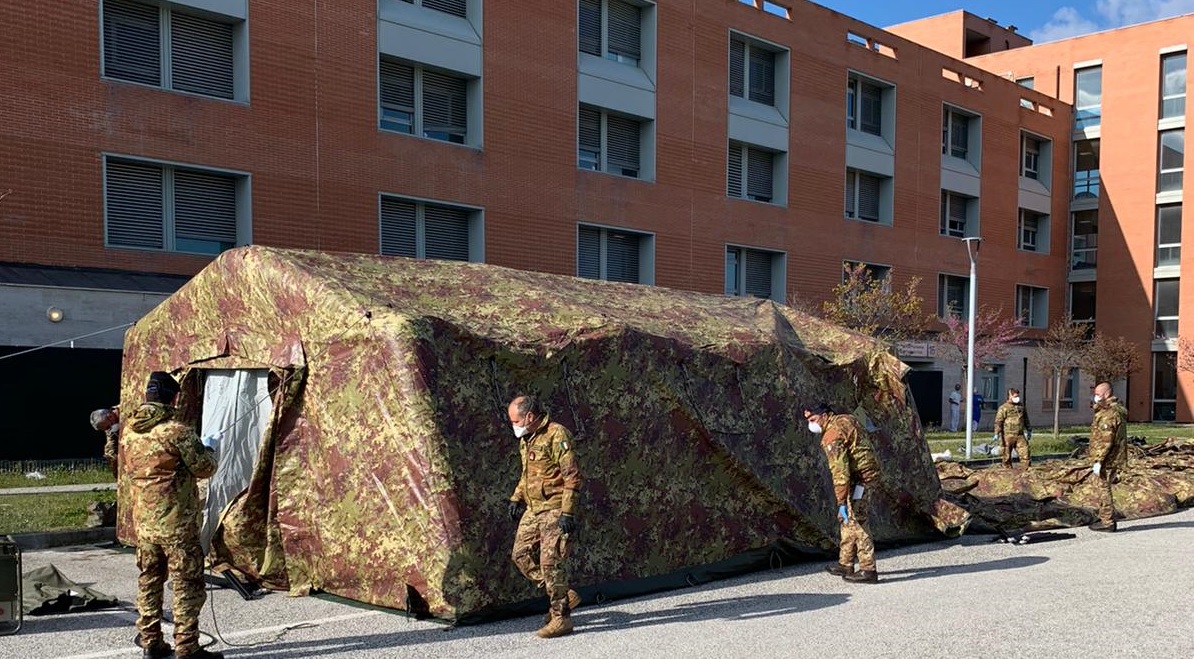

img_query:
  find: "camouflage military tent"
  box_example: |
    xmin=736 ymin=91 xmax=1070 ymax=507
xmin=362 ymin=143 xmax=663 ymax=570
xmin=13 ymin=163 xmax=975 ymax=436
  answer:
xmin=117 ymin=246 xmax=966 ymax=622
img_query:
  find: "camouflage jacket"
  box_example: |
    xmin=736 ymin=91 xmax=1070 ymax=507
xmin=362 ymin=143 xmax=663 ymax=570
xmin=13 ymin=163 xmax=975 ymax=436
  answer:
xmin=994 ymin=402 xmax=1030 ymax=437
xmin=103 ymin=424 xmax=120 ymax=467
xmin=123 ymin=402 xmax=218 ymax=542
xmin=511 ymin=415 xmax=582 ymax=515
xmin=1089 ymin=396 xmax=1128 ymax=468
xmin=820 ymin=413 xmax=881 ymax=505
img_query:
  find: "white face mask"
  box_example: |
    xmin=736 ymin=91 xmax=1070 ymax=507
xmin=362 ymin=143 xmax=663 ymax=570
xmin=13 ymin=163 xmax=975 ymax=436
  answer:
xmin=808 ymin=421 xmax=823 ymax=434
xmin=1011 ymin=396 xmax=1021 ymax=404
xmin=1092 ymin=395 xmax=1103 ymax=404
xmin=512 ymin=424 xmax=529 ymax=438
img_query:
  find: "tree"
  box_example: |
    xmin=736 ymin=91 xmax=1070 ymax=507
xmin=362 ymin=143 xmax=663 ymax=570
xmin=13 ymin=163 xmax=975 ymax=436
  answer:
xmin=1030 ymin=315 xmax=1088 ymax=439
xmin=1079 ymin=332 xmax=1142 ymax=384
xmin=820 ymin=263 xmax=930 ymax=346
xmin=935 ymin=305 xmax=1025 ymax=373
xmin=1178 ymin=336 xmax=1194 ymax=376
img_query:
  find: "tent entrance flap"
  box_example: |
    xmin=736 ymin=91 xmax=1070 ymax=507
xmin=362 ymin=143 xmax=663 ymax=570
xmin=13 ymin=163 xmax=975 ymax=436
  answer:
xmin=200 ymin=369 xmax=272 ymax=554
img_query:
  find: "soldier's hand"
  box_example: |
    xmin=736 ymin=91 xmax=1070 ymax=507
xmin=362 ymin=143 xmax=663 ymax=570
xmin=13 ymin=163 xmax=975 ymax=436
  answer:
xmin=507 ymin=501 xmax=525 ymax=520
xmin=837 ymin=504 xmax=849 ymax=523
xmin=1092 ymin=462 xmax=1102 ymax=477
xmin=558 ymin=513 xmax=576 ymax=535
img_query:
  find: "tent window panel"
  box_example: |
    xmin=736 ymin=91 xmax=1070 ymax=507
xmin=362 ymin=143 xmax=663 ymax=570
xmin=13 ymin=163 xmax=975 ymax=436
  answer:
xmin=169 ymin=11 xmax=235 ymax=99
xmin=103 ymin=0 xmax=162 ymax=86
xmin=422 ymin=204 xmax=471 ymax=261
xmin=605 ymin=114 xmax=640 ymax=177
xmin=607 ymin=0 xmax=642 ymax=62
xmin=106 ymin=160 xmax=165 ymax=249
xmin=577 ymin=225 xmax=602 ymax=279
xmin=746 ymin=147 xmax=773 ymax=202
xmin=173 ymin=169 xmax=237 ymax=254
xmin=604 ymin=230 xmax=641 ymax=283
xmin=380 ymin=198 xmax=418 ymax=257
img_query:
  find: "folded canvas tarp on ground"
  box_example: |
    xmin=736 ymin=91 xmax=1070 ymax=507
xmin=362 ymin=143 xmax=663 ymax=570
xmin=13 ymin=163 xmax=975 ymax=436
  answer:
xmin=22 ymin=565 xmax=118 ymax=616
xmin=117 ymin=246 xmax=967 ymax=622
xmin=938 ymin=439 xmax=1194 ymax=532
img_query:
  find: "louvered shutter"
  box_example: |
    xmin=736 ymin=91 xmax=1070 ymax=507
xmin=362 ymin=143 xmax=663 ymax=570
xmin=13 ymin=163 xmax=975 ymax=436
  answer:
xmin=380 ymin=198 xmax=417 ymax=257
xmin=607 ymin=0 xmax=641 ymax=61
xmin=380 ymin=59 xmax=415 ymax=132
xmin=744 ymin=250 xmax=773 ymax=299
xmin=727 ymin=144 xmax=743 ymax=197
xmin=106 ymin=160 xmax=164 ymax=249
xmin=423 ymin=0 xmax=467 ymax=18
xmin=949 ymin=113 xmax=968 ymax=157
xmin=605 ymin=114 xmax=640 ymax=177
xmin=170 ymin=12 xmax=234 ymax=99
xmin=748 ymin=47 xmax=775 ymax=105
xmin=577 ymin=226 xmax=601 ymax=279
xmin=422 ymin=71 xmax=468 ymax=141
xmin=861 ymin=83 xmax=883 ymax=135
xmin=746 ymin=147 xmax=773 ymax=202
xmin=423 ymin=204 xmax=471 ymax=261
xmin=844 ymin=171 xmax=856 ymax=217
xmin=579 ymin=107 xmax=602 ymax=163
xmin=729 ymin=38 xmax=746 ymax=98
xmin=578 ymin=0 xmax=602 ymax=56
xmin=858 ymin=173 xmax=881 ymax=221
xmin=949 ymin=195 xmax=968 ymax=222
xmin=174 ymin=169 xmax=237 ymax=252
xmin=103 ymin=0 xmax=161 ymax=86
xmin=604 ymin=231 xmax=640 ymax=283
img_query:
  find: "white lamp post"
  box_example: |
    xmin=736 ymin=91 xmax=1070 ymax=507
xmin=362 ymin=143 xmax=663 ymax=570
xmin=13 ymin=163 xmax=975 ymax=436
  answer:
xmin=963 ymin=237 xmax=982 ymax=459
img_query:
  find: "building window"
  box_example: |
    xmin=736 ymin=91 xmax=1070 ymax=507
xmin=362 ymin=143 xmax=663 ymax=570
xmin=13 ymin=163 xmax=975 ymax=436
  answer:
xmin=979 ymin=365 xmax=1003 ymax=410
xmin=1018 ymin=209 xmax=1048 ymax=253
xmin=725 ymin=246 xmax=783 ymax=300
xmin=577 ymin=225 xmax=652 ymax=283
xmin=940 ymin=191 xmax=975 ymax=238
xmin=1154 ymin=279 xmax=1180 ymax=340
xmin=1074 ymin=66 xmax=1102 ymax=130
xmin=1161 ymin=51 xmax=1187 ymax=120
xmin=937 ymin=273 xmax=970 ymax=318
xmin=1153 ymin=352 xmax=1178 ymax=421
xmin=578 ymin=106 xmax=643 ymax=178
xmin=1016 ymin=285 xmax=1048 ymax=328
xmin=579 ymin=0 xmax=643 ymax=66
xmin=1070 ymin=281 xmax=1097 ymax=326
xmin=1043 ymin=368 xmax=1076 ymax=410
xmin=1157 ymin=204 xmax=1182 ymax=268
xmin=104 ymin=157 xmax=245 ymax=254
xmin=729 ymin=36 xmax=777 ymax=106
xmin=847 ymin=75 xmax=887 ymax=136
xmin=1071 ymin=210 xmax=1098 ymax=270
xmin=401 ymin=0 xmax=467 ymax=18
xmin=1021 ymin=134 xmax=1042 ymax=179
xmin=941 ymin=106 xmax=973 ymax=160
xmin=1073 ymin=139 xmax=1100 ymax=200
xmin=844 ymin=169 xmax=886 ymax=223
xmin=102 ymin=0 xmax=240 ymax=100
xmin=1017 ymin=77 xmax=1034 ymax=89
xmin=1158 ymin=129 xmax=1184 ymax=193
xmin=380 ymin=58 xmax=470 ymax=144
xmin=379 ymin=196 xmax=480 ymax=262
xmin=842 ymin=261 xmax=891 ymax=285
xmin=728 ymin=141 xmax=777 ymax=203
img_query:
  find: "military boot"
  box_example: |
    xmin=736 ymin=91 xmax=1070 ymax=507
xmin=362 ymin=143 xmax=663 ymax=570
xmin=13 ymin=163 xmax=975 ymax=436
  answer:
xmin=141 ymin=641 xmax=173 ymax=659
xmin=824 ymin=563 xmax=853 ymax=577
xmin=1088 ymin=520 xmax=1117 ymax=532
xmin=536 ymin=611 xmax=575 ymax=639
xmin=542 ymin=589 xmax=582 ymax=625
xmin=843 ymin=569 xmax=879 ymax=584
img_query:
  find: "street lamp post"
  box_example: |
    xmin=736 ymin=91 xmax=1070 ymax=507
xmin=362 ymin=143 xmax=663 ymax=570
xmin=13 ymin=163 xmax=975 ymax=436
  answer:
xmin=963 ymin=237 xmax=982 ymax=460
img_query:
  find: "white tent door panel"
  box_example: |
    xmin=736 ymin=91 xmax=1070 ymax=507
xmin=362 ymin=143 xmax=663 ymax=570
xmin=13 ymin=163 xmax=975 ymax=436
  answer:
xmin=200 ymin=369 xmax=271 ymax=553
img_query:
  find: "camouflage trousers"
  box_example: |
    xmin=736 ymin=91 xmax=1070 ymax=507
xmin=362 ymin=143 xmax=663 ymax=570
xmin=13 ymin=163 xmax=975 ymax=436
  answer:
xmin=838 ymin=489 xmax=876 ymax=572
xmin=1001 ymin=434 xmax=1030 ymax=468
xmin=1094 ymin=467 xmax=1118 ymax=524
xmin=512 ymin=508 xmax=572 ymax=615
xmin=136 ymin=538 xmax=207 ymax=655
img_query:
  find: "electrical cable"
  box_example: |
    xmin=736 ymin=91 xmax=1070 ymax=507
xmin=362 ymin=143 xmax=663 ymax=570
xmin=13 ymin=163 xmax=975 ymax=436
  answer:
xmin=0 ymin=322 xmax=134 ymax=362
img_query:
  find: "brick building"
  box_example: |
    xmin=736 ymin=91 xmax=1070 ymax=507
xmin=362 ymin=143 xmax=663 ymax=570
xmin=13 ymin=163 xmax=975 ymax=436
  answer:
xmin=0 ymin=0 xmax=1182 ymax=457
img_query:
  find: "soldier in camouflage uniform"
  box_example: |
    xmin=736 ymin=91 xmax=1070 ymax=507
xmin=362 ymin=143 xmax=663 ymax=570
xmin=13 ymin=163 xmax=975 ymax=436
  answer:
xmin=90 ymin=407 xmax=121 ymax=476
xmin=1088 ymin=381 xmax=1128 ymax=532
xmin=804 ymin=404 xmax=882 ymax=583
xmin=125 ymin=372 xmax=224 ymax=659
xmin=993 ymin=388 xmax=1032 ymax=469
xmin=507 ymin=394 xmax=583 ymax=638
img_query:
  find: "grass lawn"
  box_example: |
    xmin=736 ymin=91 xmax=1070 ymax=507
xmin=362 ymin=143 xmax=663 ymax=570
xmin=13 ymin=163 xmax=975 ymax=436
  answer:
xmin=925 ymin=423 xmax=1194 ymax=457
xmin=0 ymin=490 xmax=117 ymax=535
xmin=0 ymin=466 xmax=115 ymax=489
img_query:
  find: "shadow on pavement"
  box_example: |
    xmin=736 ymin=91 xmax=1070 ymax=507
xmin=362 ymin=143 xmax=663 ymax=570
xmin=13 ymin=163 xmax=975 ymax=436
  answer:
xmin=16 ymin=608 xmax=135 ymax=635
xmin=1120 ymin=519 xmax=1194 ymax=533
xmin=879 ymin=555 xmax=1048 ymax=583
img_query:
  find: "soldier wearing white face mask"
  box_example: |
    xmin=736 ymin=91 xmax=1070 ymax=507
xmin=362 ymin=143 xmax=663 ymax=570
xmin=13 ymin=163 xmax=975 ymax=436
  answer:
xmin=994 ymin=388 xmax=1032 ymax=469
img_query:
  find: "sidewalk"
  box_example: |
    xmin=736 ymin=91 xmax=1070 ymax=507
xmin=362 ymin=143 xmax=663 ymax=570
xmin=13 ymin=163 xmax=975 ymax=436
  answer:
xmin=0 ymin=482 xmax=116 ymax=496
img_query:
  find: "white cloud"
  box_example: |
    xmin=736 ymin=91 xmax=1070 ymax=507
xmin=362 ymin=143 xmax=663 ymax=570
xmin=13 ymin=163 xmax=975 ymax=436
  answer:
xmin=1029 ymin=0 xmax=1194 ymax=42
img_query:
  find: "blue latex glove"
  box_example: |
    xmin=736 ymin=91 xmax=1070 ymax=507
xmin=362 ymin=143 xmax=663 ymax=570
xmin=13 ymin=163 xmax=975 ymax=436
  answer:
xmin=201 ymin=434 xmax=221 ymax=451
xmin=1026 ymin=430 xmax=1033 ymax=440
xmin=837 ymin=504 xmax=849 ymax=523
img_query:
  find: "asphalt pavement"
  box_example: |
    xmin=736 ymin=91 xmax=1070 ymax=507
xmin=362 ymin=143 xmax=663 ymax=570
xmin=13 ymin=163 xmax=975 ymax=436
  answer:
xmin=7 ymin=507 xmax=1194 ymax=659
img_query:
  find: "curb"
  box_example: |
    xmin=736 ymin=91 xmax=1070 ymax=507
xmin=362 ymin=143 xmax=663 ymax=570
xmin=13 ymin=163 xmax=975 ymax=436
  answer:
xmin=6 ymin=528 xmax=116 ymax=550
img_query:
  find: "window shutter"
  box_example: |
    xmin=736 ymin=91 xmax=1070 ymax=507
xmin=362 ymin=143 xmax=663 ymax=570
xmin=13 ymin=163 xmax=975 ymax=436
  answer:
xmin=423 ymin=0 xmax=467 ymax=18
xmin=604 ymin=230 xmax=640 ymax=283
xmin=860 ymin=83 xmax=883 ymax=135
xmin=605 ymin=114 xmax=640 ymax=177
xmin=746 ymin=147 xmax=773 ymax=201
xmin=380 ymin=197 xmax=417 ymax=257
xmin=744 ymin=250 xmax=772 ymax=299
xmin=858 ymin=173 xmax=881 ymax=220
xmin=578 ymin=0 xmax=602 ymax=56
xmin=729 ymin=38 xmax=746 ymax=98
xmin=174 ymin=169 xmax=237 ymax=251
xmin=949 ymin=113 xmax=968 ymax=156
xmin=579 ymin=107 xmax=602 ymax=153
xmin=748 ymin=47 xmax=775 ymax=105
xmin=422 ymin=71 xmax=468 ymax=140
xmin=169 ymin=12 xmax=234 ymax=99
xmin=106 ymin=160 xmax=164 ymax=249
xmin=380 ymin=60 xmax=415 ymax=110
xmin=607 ymin=0 xmax=641 ymax=61
xmin=577 ymin=226 xmax=601 ymax=279
xmin=727 ymin=144 xmax=743 ymax=197
xmin=844 ymin=171 xmax=856 ymax=216
xmin=423 ymin=204 xmax=471 ymax=261
xmin=103 ymin=0 xmax=161 ymax=86
xmin=949 ymin=194 xmax=968 ymax=222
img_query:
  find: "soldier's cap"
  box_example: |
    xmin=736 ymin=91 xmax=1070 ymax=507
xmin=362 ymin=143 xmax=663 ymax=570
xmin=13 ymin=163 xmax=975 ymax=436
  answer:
xmin=146 ymin=371 xmax=180 ymax=400
xmin=89 ymin=408 xmax=116 ymax=430
xmin=803 ymin=403 xmax=833 ymax=419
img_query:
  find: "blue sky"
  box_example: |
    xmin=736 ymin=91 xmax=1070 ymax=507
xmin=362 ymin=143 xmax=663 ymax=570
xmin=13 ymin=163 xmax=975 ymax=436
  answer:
xmin=813 ymin=0 xmax=1194 ymax=43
